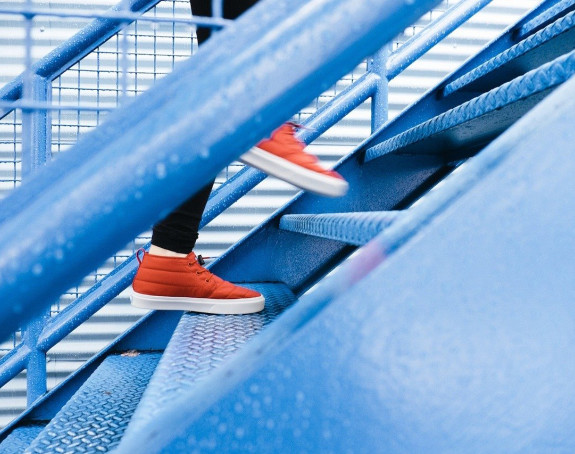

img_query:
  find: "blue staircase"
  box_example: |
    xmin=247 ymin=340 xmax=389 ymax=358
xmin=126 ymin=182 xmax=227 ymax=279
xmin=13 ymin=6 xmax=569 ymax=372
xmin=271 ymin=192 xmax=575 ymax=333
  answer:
xmin=1 ymin=0 xmax=575 ymax=452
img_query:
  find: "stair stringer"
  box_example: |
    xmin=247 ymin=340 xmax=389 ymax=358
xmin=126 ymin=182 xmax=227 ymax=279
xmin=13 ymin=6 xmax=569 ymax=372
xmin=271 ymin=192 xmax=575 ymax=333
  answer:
xmin=115 ymin=71 xmax=575 ymax=454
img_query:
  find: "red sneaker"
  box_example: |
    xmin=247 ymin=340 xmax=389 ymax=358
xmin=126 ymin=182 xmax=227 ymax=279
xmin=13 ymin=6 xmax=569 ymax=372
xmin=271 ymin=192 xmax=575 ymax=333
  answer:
xmin=131 ymin=251 xmax=264 ymax=314
xmin=240 ymin=123 xmax=349 ymax=197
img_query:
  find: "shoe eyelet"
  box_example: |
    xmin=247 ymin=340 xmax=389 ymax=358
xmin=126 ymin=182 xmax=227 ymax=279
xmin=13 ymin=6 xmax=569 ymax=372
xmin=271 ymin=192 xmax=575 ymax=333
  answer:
xmin=205 ymin=279 xmax=210 ymax=283
xmin=196 ymin=271 xmax=201 ymax=275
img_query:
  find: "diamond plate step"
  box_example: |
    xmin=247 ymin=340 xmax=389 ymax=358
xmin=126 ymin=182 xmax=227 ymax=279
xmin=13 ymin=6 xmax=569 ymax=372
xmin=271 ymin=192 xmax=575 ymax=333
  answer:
xmin=0 ymin=425 xmax=44 ymax=454
xmin=23 ymin=353 xmax=161 ymax=454
xmin=365 ymin=48 xmax=575 ymax=162
xmin=121 ymin=283 xmax=296 ymax=443
xmin=279 ymin=211 xmax=400 ymax=246
xmin=444 ymin=8 xmax=575 ymax=96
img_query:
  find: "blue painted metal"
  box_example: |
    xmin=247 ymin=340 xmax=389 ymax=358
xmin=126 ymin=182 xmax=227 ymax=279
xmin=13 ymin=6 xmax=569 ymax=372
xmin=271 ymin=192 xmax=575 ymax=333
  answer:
xmin=366 ymin=48 xmax=575 ymax=162
xmin=24 ymin=353 xmax=161 ymax=454
xmin=114 ymin=64 xmax=575 ymax=454
xmin=0 ymin=43 xmax=383 ymax=390
xmin=0 ymin=0 xmax=442 ymax=342
xmin=444 ymin=8 xmax=575 ymax=96
xmin=518 ymin=0 xmax=575 ymax=39
xmin=279 ymin=211 xmax=399 ymax=246
xmin=368 ymin=46 xmax=389 ymax=131
xmin=0 ymin=0 xmax=492 ymax=397
xmin=0 ymin=0 xmax=548 ymax=444
xmin=22 ymin=318 xmax=48 ymax=407
xmin=122 ymin=284 xmax=295 ymax=442
xmin=207 ymin=15 xmax=575 ymax=291
xmin=0 ymin=425 xmax=44 ymax=454
xmin=386 ymin=0 xmax=494 ymax=80
xmin=0 ymin=5 xmax=229 ymax=27
xmin=20 ymin=73 xmax=52 ymax=407
xmin=0 ymin=311 xmax=181 ymax=445
xmin=20 ymin=75 xmax=51 ymax=177
xmin=0 ymin=345 xmax=29 ymax=389
xmin=298 ymin=71 xmax=380 ymax=144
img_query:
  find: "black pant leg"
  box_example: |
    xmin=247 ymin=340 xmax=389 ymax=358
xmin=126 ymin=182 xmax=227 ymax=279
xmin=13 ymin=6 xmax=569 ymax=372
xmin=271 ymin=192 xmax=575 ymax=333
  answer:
xmin=151 ymin=0 xmax=259 ymax=253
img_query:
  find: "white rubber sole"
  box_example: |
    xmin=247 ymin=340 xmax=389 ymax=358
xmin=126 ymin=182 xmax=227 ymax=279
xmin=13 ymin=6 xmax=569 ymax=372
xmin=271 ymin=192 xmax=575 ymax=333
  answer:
xmin=240 ymin=146 xmax=349 ymax=197
xmin=131 ymin=291 xmax=265 ymax=315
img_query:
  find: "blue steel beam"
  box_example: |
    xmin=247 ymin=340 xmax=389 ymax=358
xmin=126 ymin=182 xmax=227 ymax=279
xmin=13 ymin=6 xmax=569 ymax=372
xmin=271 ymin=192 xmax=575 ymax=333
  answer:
xmin=0 ymin=0 xmax=442 ymax=342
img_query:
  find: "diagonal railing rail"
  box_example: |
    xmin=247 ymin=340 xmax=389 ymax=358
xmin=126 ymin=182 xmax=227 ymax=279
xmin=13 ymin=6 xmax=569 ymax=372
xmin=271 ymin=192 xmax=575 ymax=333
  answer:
xmin=0 ymin=0 xmax=508 ymax=409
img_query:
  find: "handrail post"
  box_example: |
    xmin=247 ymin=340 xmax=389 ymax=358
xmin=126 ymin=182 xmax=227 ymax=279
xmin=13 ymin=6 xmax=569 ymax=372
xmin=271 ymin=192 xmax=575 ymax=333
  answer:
xmin=23 ymin=316 xmax=49 ymax=406
xmin=21 ymin=73 xmax=52 ymax=405
xmin=21 ymin=75 xmax=52 ymax=176
xmin=368 ymin=44 xmax=390 ymax=132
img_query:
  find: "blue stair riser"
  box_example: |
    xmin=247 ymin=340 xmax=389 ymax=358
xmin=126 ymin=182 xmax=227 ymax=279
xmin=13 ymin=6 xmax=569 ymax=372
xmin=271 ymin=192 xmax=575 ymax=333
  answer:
xmin=366 ymin=48 xmax=575 ymax=162
xmin=444 ymin=8 xmax=575 ymax=96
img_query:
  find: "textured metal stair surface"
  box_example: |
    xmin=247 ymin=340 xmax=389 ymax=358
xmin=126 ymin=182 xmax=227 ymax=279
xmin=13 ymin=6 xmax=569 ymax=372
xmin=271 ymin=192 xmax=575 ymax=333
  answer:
xmin=444 ymin=8 xmax=575 ymax=95
xmin=279 ymin=211 xmax=400 ymax=246
xmin=0 ymin=425 xmax=44 ymax=454
xmin=519 ymin=0 xmax=575 ymax=38
xmin=121 ymin=283 xmax=296 ymax=441
xmin=23 ymin=353 xmax=161 ymax=454
xmin=365 ymin=48 xmax=575 ymax=162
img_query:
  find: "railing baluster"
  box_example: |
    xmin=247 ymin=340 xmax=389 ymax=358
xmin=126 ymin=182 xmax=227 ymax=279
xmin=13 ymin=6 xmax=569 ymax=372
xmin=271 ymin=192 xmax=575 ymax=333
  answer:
xmin=368 ymin=45 xmax=390 ymax=133
xmin=20 ymin=0 xmax=53 ymax=405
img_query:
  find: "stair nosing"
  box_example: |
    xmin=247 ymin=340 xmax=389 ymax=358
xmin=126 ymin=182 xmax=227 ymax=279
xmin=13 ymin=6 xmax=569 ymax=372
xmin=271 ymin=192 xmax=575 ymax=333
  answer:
xmin=365 ymin=48 xmax=575 ymax=162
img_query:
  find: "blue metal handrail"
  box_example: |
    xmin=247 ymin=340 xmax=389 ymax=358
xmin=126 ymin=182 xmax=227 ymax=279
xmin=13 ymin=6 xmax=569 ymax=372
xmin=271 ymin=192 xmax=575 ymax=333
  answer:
xmin=0 ymin=0 xmax=498 ymax=408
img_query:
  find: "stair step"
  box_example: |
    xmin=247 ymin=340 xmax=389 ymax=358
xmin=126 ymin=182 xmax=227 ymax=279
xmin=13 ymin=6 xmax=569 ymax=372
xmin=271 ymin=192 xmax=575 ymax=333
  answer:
xmin=443 ymin=9 xmax=575 ymax=96
xmin=279 ymin=212 xmax=400 ymax=246
xmin=365 ymin=48 xmax=575 ymax=162
xmin=121 ymin=283 xmax=296 ymax=444
xmin=23 ymin=353 xmax=161 ymax=454
xmin=518 ymin=0 xmax=575 ymax=39
xmin=0 ymin=425 xmax=44 ymax=454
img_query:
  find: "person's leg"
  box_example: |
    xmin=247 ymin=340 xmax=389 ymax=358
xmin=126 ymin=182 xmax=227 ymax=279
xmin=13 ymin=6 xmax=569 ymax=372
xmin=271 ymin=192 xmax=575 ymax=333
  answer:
xmin=150 ymin=0 xmax=261 ymax=258
xmin=132 ymin=0 xmax=265 ymax=315
xmin=132 ymin=0 xmax=349 ymax=315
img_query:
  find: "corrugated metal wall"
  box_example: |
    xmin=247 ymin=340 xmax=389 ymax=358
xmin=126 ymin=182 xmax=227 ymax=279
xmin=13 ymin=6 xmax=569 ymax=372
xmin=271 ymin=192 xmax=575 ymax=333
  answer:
xmin=0 ymin=0 xmax=541 ymax=427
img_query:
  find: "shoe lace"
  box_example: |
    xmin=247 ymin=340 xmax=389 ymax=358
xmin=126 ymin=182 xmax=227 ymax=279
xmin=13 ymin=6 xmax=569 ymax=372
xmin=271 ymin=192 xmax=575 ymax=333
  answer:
xmin=190 ymin=255 xmax=214 ymax=282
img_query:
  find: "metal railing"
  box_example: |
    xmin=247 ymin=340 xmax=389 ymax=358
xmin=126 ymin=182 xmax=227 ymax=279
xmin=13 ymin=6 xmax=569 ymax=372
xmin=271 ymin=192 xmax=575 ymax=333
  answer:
xmin=0 ymin=0 xmax=502 ymax=414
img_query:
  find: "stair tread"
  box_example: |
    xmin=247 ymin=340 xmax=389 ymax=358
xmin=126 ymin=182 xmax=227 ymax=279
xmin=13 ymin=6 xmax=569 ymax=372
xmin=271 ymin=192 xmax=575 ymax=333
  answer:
xmin=23 ymin=353 xmax=161 ymax=454
xmin=444 ymin=8 xmax=575 ymax=96
xmin=519 ymin=0 xmax=575 ymax=38
xmin=0 ymin=425 xmax=44 ymax=454
xmin=366 ymin=48 xmax=575 ymax=162
xmin=280 ymin=211 xmax=400 ymax=246
xmin=121 ymin=283 xmax=296 ymax=443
